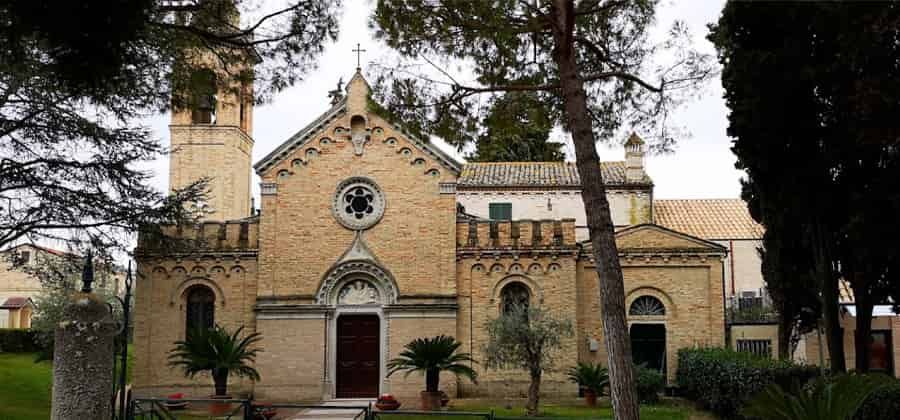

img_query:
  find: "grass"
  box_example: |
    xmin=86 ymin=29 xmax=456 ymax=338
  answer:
xmin=0 ymin=345 xmax=133 ymax=420
xmin=0 ymin=353 xmax=52 ymax=420
xmin=0 ymin=352 xmax=709 ymax=420
xmin=375 ymin=398 xmax=711 ymax=420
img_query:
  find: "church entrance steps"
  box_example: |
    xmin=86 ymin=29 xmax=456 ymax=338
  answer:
xmin=287 ymin=401 xmax=372 ymax=420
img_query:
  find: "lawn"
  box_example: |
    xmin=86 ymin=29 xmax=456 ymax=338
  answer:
xmin=0 ymin=353 xmax=52 ymax=420
xmin=375 ymin=398 xmax=713 ymax=420
xmin=0 ymin=346 xmax=133 ymax=420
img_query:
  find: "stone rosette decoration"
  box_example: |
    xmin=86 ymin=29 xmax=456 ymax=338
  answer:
xmin=332 ymin=176 xmax=385 ymax=230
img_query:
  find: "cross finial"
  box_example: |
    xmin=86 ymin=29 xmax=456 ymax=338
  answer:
xmin=352 ymin=43 xmax=366 ymax=70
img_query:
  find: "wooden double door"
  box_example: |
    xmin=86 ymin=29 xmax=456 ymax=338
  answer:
xmin=336 ymin=315 xmax=380 ymax=398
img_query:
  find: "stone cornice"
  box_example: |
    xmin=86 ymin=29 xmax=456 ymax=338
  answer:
xmin=169 ymin=124 xmax=254 ymax=146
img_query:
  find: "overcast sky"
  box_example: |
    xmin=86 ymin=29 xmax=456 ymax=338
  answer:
xmin=145 ymin=0 xmax=740 ymax=201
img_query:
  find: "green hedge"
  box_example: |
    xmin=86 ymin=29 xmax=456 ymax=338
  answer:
xmin=676 ymin=347 xmax=819 ymax=419
xmin=634 ymin=364 xmax=665 ymax=404
xmin=854 ymin=381 xmax=900 ymax=420
xmin=0 ymin=329 xmax=39 ymax=353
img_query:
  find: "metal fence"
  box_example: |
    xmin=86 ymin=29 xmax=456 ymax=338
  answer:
xmin=126 ymin=401 xmax=604 ymax=420
xmin=127 ymin=398 xmax=371 ymax=420
xmin=372 ymin=410 xmax=494 ymax=420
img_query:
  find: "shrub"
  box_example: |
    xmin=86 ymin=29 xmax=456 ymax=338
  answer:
xmin=676 ymin=347 xmax=819 ymax=419
xmin=634 ymin=364 xmax=665 ymax=404
xmin=567 ymin=362 xmax=609 ymax=394
xmin=854 ymin=380 xmax=900 ymax=420
xmin=0 ymin=329 xmax=39 ymax=353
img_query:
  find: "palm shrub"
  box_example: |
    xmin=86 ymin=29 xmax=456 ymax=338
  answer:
xmin=167 ymin=325 xmax=262 ymax=396
xmin=744 ymin=374 xmax=892 ymax=420
xmin=567 ymin=362 xmax=609 ymax=394
xmin=387 ymin=335 xmax=477 ymax=393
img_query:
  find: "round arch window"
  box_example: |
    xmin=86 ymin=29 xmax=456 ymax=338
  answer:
xmin=629 ymin=295 xmax=666 ymax=316
xmin=500 ymin=282 xmax=531 ymax=314
xmin=332 ymin=177 xmax=386 ymax=230
xmin=185 ymin=285 xmax=215 ymax=335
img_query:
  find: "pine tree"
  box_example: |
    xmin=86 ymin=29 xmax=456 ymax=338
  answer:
xmin=371 ymin=1 xmax=714 ymax=417
xmin=467 ymin=92 xmax=564 ymax=162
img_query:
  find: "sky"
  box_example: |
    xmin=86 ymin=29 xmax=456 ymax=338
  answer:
xmin=145 ymin=0 xmax=741 ymax=201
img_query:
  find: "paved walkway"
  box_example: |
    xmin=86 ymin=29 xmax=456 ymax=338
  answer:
xmin=288 ymin=400 xmax=373 ymax=420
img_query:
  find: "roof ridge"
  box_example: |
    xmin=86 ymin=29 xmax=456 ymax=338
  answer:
xmin=656 ymin=198 xmax=744 ymax=202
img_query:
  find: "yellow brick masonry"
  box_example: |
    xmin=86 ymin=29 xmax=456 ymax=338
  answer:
xmin=133 ymin=221 xmax=260 ymax=396
xmin=578 ymin=225 xmax=727 ymax=382
xmin=134 ymin=68 xmax=729 ymax=402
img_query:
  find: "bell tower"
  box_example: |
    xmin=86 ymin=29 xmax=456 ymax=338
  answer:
xmin=168 ymin=52 xmax=254 ymax=221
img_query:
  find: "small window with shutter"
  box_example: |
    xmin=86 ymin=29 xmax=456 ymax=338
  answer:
xmin=489 ymin=203 xmax=512 ymax=220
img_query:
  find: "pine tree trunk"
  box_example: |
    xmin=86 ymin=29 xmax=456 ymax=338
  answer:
xmin=526 ymin=370 xmax=541 ymax=417
xmin=813 ymin=221 xmax=845 ymax=372
xmin=852 ymin=275 xmax=873 ymax=372
xmin=549 ymin=1 xmax=640 ymax=419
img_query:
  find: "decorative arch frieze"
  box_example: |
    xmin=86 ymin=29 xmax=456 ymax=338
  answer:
xmin=170 ymin=277 xmax=226 ymax=307
xmin=315 ymin=260 xmax=399 ymax=306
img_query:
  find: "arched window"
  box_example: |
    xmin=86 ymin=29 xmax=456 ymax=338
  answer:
xmin=629 ymin=296 xmax=665 ymax=316
xmin=500 ymin=282 xmax=531 ymax=314
xmin=190 ymin=70 xmax=217 ymax=124
xmin=185 ymin=286 xmax=215 ymax=334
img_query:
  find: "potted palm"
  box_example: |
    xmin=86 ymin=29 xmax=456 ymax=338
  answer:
xmin=168 ymin=325 xmax=262 ymax=416
xmin=387 ymin=335 xmax=477 ymax=410
xmin=567 ymin=362 xmax=608 ymax=407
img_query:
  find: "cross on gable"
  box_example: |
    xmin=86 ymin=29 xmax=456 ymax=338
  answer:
xmin=353 ymin=43 xmax=367 ymax=69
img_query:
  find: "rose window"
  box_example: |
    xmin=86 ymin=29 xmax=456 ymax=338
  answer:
xmin=345 ymin=187 xmax=375 ymax=219
xmin=332 ymin=177 xmax=385 ymax=230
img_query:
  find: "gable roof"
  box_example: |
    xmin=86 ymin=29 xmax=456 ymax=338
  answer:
xmin=654 ymin=199 xmax=764 ymax=240
xmin=253 ymin=98 xmax=347 ymax=175
xmin=458 ymin=161 xmax=652 ymax=188
xmin=253 ymin=97 xmax=463 ymax=176
xmin=612 ymin=223 xmax=728 ymax=253
xmin=0 ymin=297 xmax=34 ymax=310
xmin=2 ymin=243 xmax=71 ymax=257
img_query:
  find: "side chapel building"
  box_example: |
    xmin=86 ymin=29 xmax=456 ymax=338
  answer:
xmin=133 ymin=68 xmax=728 ymax=401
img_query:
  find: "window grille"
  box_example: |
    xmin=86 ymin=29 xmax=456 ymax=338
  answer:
xmin=736 ymin=339 xmax=772 ymax=358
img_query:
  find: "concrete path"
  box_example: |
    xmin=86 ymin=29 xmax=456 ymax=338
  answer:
xmin=288 ymin=400 xmax=372 ymax=420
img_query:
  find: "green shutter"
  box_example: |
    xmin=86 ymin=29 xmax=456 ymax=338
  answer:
xmin=489 ymin=203 xmax=512 ymax=220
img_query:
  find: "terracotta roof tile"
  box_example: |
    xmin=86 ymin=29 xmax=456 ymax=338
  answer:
xmin=0 ymin=297 xmax=31 ymax=309
xmin=458 ymin=161 xmax=652 ymax=188
xmin=654 ymin=199 xmax=764 ymax=240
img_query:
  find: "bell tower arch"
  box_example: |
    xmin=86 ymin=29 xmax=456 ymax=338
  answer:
xmin=168 ymin=15 xmax=254 ymax=221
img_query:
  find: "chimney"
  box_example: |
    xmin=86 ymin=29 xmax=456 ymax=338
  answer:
xmin=625 ymin=132 xmax=646 ymax=183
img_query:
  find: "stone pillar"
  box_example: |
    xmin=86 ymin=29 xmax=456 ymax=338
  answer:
xmin=51 ymin=292 xmax=118 ymax=420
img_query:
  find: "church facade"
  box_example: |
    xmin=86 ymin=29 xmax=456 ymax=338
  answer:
xmin=132 ymin=70 xmax=726 ymax=401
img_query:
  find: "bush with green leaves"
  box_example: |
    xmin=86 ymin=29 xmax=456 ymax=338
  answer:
xmin=744 ymin=374 xmax=892 ymax=420
xmin=484 ymin=304 xmax=573 ymax=416
xmin=0 ymin=329 xmax=39 ymax=353
xmin=634 ymin=364 xmax=665 ymax=404
xmin=167 ymin=325 xmax=262 ymax=396
xmin=854 ymin=380 xmax=900 ymax=420
xmin=567 ymin=362 xmax=609 ymax=394
xmin=677 ymin=347 xmax=819 ymax=419
xmin=386 ymin=335 xmax=477 ymax=393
